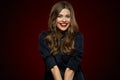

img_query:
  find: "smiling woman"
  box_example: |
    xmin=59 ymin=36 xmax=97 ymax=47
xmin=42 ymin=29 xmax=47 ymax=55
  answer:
xmin=56 ymin=8 xmax=71 ymax=31
xmin=39 ymin=1 xmax=85 ymax=80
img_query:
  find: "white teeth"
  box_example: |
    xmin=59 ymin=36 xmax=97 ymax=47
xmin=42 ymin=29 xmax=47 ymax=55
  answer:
xmin=59 ymin=23 xmax=68 ymax=27
xmin=61 ymin=24 xmax=66 ymax=25
xmin=60 ymin=23 xmax=67 ymax=26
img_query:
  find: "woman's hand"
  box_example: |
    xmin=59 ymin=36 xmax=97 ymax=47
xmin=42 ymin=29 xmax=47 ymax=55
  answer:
xmin=51 ymin=65 xmax=63 ymax=80
xmin=64 ymin=67 xmax=74 ymax=80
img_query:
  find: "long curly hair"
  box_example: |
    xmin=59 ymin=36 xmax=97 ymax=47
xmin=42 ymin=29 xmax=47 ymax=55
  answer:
xmin=45 ymin=1 xmax=79 ymax=55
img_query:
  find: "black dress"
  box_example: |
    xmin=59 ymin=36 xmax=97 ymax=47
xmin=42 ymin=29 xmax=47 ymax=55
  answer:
xmin=39 ymin=31 xmax=85 ymax=80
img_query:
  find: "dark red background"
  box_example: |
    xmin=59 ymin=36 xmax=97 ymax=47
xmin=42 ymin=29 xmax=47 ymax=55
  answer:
xmin=2 ymin=0 xmax=119 ymax=80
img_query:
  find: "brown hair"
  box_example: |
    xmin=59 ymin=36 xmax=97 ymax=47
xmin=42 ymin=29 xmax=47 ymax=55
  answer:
xmin=45 ymin=1 xmax=79 ymax=55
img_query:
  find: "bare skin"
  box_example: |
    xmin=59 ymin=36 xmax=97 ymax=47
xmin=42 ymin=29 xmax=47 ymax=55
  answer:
xmin=51 ymin=65 xmax=74 ymax=80
xmin=51 ymin=65 xmax=62 ymax=80
xmin=51 ymin=8 xmax=74 ymax=80
xmin=64 ymin=68 xmax=74 ymax=80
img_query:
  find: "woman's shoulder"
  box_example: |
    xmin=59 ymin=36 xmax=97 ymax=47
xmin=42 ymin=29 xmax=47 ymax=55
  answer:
xmin=39 ymin=30 xmax=49 ymax=37
xmin=74 ymin=32 xmax=83 ymax=39
xmin=74 ymin=32 xmax=84 ymax=47
xmin=39 ymin=30 xmax=50 ymax=40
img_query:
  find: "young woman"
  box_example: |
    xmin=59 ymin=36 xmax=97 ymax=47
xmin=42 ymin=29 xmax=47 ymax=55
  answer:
xmin=39 ymin=1 xmax=85 ymax=80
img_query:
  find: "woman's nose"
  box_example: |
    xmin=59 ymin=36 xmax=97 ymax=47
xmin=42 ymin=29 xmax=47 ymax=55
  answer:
xmin=62 ymin=17 xmax=66 ymax=22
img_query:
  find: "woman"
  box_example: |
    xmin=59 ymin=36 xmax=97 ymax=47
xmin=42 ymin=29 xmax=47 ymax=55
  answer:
xmin=39 ymin=1 xmax=85 ymax=80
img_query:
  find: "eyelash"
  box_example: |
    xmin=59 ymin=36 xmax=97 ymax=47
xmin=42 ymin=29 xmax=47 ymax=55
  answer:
xmin=66 ymin=15 xmax=70 ymax=18
xmin=58 ymin=15 xmax=62 ymax=18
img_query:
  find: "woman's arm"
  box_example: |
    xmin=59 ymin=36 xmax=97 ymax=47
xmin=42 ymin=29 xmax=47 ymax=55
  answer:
xmin=51 ymin=65 xmax=63 ymax=80
xmin=39 ymin=32 xmax=62 ymax=80
xmin=64 ymin=33 xmax=83 ymax=80
xmin=64 ymin=68 xmax=74 ymax=80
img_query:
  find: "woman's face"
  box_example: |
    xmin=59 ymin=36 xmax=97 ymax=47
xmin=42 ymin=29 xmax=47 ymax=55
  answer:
xmin=56 ymin=8 xmax=71 ymax=31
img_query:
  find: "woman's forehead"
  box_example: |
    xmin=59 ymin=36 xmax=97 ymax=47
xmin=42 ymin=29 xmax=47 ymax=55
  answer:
xmin=59 ymin=8 xmax=70 ymax=15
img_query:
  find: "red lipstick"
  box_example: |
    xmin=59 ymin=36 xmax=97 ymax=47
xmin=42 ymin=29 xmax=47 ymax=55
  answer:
xmin=59 ymin=23 xmax=68 ymax=27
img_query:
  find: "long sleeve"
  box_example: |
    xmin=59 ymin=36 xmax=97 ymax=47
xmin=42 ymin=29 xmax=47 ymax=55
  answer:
xmin=66 ymin=33 xmax=84 ymax=72
xmin=39 ymin=31 xmax=56 ymax=71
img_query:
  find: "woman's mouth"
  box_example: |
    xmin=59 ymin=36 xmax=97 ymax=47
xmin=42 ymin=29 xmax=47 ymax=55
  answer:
xmin=59 ymin=23 xmax=68 ymax=27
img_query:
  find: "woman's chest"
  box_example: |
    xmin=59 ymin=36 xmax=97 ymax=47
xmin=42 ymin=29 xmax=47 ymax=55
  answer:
xmin=54 ymin=52 xmax=71 ymax=64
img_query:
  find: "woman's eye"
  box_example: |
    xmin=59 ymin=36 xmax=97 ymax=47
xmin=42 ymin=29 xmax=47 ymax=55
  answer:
xmin=58 ymin=15 xmax=62 ymax=18
xmin=66 ymin=15 xmax=70 ymax=18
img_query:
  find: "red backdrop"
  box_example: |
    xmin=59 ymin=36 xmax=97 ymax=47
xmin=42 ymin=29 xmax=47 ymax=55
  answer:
xmin=2 ymin=0 xmax=119 ymax=80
